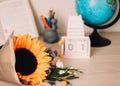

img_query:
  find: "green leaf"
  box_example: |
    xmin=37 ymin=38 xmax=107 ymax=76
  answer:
xmin=46 ymin=66 xmax=83 ymax=85
xmin=48 ymin=81 xmax=56 ymax=85
xmin=46 ymin=77 xmax=57 ymax=81
xmin=66 ymin=75 xmax=79 ymax=80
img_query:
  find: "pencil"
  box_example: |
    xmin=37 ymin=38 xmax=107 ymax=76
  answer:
xmin=40 ymin=16 xmax=50 ymax=29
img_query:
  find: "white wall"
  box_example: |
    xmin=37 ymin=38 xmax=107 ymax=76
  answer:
xmin=30 ymin=0 xmax=120 ymax=35
xmin=0 ymin=0 xmax=120 ymax=35
xmin=29 ymin=0 xmax=77 ymax=35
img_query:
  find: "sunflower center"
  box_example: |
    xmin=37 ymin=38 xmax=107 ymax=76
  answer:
xmin=15 ymin=48 xmax=37 ymax=75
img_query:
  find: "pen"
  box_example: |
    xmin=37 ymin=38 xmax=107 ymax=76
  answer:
xmin=40 ymin=16 xmax=50 ymax=29
xmin=46 ymin=17 xmax=52 ymax=27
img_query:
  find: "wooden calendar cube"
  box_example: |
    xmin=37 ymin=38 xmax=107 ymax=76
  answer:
xmin=61 ymin=36 xmax=90 ymax=59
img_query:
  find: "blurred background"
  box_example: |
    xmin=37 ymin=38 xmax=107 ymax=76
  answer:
xmin=0 ymin=0 xmax=120 ymax=35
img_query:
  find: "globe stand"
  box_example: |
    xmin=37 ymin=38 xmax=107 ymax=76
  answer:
xmin=90 ymin=29 xmax=111 ymax=47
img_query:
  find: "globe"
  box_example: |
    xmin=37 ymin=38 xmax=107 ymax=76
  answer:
xmin=76 ymin=0 xmax=120 ymax=47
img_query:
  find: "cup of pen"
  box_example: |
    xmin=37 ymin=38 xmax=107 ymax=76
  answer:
xmin=42 ymin=9 xmax=59 ymax=43
xmin=43 ymin=28 xmax=59 ymax=43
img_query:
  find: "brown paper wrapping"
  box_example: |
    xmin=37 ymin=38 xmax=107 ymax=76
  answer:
xmin=0 ymin=34 xmax=21 ymax=85
xmin=0 ymin=34 xmax=50 ymax=86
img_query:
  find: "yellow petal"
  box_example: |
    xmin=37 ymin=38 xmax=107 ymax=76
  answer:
xmin=59 ymin=53 xmax=64 ymax=58
xmin=15 ymin=34 xmax=23 ymax=49
xmin=58 ymin=40 xmax=64 ymax=45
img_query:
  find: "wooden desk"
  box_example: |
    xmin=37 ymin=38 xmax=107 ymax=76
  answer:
xmin=0 ymin=32 xmax=120 ymax=86
xmin=59 ymin=32 xmax=120 ymax=86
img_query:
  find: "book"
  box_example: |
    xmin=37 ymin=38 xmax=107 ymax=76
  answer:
xmin=0 ymin=0 xmax=39 ymax=44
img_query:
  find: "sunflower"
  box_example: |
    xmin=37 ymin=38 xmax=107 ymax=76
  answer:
xmin=13 ymin=34 xmax=51 ymax=85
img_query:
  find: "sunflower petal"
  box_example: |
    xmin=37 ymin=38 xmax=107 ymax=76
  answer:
xmin=14 ymin=34 xmax=51 ymax=85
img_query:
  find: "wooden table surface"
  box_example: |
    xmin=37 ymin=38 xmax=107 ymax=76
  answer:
xmin=62 ymin=32 xmax=120 ymax=86
xmin=0 ymin=32 xmax=120 ymax=86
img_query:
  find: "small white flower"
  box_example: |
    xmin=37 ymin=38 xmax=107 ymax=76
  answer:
xmin=59 ymin=70 xmax=65 ymax=74
xmin=56 ymin=59 xmax=64 ymax=68
xmin=70 ymin=67 xmax=74 ymax=69
xmin=67 ymin=71 xmax=72 ymax=74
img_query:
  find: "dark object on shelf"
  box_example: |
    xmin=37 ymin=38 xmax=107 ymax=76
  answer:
xmin=89 ymin=29 xmax=111 ymax=47
xmin=0 ymin=45 xmax=3 ymax=49
xmin=43 ymin=29 xmax=59 ymax=43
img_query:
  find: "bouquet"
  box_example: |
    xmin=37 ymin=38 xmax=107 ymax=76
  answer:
xmin=0 ymin=34 xmax=82 ymax=86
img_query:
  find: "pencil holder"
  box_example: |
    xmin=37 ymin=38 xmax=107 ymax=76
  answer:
xmin=43 ymin=29 xmax=59 ymax=43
